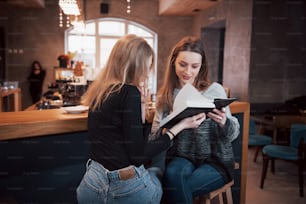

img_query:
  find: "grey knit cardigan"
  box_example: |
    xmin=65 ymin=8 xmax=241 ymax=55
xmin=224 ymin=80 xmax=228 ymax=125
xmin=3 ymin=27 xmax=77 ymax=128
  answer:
xmin=151 ymin=82 xmax=240 ymax=181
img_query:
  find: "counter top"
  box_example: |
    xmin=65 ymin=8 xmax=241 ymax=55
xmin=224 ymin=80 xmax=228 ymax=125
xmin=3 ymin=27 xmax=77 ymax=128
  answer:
xmin=0 ymin=101 xmax=249 ymax=141
xmin=0 ymin=109 xmax=87 ymax=141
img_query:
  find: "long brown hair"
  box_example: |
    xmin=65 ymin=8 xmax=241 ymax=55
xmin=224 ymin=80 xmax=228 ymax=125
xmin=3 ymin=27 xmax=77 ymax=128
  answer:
xmin=81 ymin=34 xmax=154 ymax=110
xmin=156 ymin=36 xmax=210 ymax=112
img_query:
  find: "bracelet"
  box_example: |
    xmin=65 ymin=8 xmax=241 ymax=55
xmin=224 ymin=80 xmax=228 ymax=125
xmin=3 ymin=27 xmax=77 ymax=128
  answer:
xmin=166 ymin=129 xmax=176 ymax=139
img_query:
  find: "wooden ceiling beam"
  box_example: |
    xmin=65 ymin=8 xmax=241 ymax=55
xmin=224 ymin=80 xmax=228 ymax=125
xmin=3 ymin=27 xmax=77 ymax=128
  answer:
xmin=159 ymin=0 xmax=222 ymax=16
xmin=0 ymin=0 xmax=45 ymax=8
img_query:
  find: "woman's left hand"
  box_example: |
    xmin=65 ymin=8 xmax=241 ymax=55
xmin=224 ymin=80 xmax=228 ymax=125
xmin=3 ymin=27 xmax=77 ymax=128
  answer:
xmin=137 ymin=81 xmax=150 ymax=124
xmin=137 ymin=81 xmax=150 ymax=103
xmin=207 ymin=107 xmax=227 ymax=128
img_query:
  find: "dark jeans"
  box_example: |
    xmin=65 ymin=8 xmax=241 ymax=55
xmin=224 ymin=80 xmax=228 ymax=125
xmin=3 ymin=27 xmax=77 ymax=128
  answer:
xmin=163 ymin=157 xmax=225 ymax=204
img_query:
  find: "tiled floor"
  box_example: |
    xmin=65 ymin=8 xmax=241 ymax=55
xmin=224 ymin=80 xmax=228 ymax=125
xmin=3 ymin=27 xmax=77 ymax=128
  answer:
xmin=245 ymin=147 xmax=306 ymax=204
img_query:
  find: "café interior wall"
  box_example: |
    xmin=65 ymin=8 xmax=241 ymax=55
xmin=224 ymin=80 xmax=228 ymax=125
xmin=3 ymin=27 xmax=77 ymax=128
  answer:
xmin=193 ymin=0 xmax=306 ymax=104
xmin=249 ymin=0 xmax=306 ymax=104
xmin=0 ymin=0 xmax=193 ymax=109
xmin=84 ymin=0 xmax=194 ymax=91
xmin=192 ymin=0 xmax=253 ymax=102
xmin=0 ymin=3 xmax=64 ymax=109
xmin=2 ymin=0 xmax=304 ymax=110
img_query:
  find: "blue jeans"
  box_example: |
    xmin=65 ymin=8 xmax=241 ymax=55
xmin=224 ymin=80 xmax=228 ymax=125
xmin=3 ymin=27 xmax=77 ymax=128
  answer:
xmin=76 ymin=159 xmax=162 ymax=204
xmin=163 ymin=157 xmax=226 ymax=204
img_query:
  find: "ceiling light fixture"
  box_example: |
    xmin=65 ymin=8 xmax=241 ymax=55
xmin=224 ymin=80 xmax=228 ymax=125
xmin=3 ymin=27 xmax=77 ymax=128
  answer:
xmin=58 ymin=0 xmax=81 ymax=28
xmin=59 ymin=0 xmax=80 ymax=15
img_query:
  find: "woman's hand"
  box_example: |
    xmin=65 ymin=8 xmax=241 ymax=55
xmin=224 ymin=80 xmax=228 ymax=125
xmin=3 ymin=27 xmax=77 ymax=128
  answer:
xmin=207 ymin=107 xmax=227 ymax=128
xmin=137 ymin=81 xmax=150 ymax=103
xmin=181 ymin=112 xmax=206 ymax=129
xmin=137 ymin=81 xmax=150 ymax=124
xmin=168 ymin=112 xmax=206 ymax=138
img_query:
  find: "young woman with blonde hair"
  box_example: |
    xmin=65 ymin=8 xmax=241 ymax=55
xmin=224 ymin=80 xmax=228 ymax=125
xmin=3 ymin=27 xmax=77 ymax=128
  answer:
xmin=76 ymin=34 xmax=206 ymax=204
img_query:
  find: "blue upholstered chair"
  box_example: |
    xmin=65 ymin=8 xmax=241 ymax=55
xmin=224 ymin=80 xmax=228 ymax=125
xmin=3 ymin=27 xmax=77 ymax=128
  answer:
xmin=248 ymin=119 xmax=273 ymax=162
xmin=260 ymin=123 xmax=306 ymax=197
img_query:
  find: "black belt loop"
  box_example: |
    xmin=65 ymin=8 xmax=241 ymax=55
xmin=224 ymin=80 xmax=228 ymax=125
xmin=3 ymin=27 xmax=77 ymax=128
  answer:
xmin=86 ymin=159 xmax=92 ymax=169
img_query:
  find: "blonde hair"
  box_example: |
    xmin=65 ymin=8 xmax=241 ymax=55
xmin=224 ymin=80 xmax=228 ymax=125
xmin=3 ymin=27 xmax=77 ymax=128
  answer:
xmin=82 ymin=34 xmax=154 ymax=110
xmin=156 ymin=36 xmax=210 ymax=112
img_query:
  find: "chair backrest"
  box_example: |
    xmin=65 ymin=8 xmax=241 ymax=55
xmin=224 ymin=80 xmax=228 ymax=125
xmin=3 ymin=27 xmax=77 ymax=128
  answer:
xmin=290 ymin=123 xmax=306 ymax=148
xmin=223 ymin=87 xmax=230 ymax=97
xmin=249 ymin=119 xmax=257 ymax=135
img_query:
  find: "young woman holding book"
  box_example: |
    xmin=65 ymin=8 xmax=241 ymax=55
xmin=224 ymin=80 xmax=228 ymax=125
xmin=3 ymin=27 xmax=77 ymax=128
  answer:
xmin=150 ymin=36 xmax=240 ymax=204
xmin=76 ymin=34 xmax=206 ymax=204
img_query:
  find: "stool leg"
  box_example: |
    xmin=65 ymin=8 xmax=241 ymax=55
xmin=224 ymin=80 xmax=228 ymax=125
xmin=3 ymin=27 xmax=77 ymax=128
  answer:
xmin=260 ymin=154 xmax=269 ymax=188
xmin=218 ymin=193 xmax=224 ymax=204
xmin=193 ymin=196 xmax=199 ymax=204
xmin=204 ymin=197 xmax=210 ymax=204
xmin=254 ymin=146 xmax=261 ymax=162
xmin=298 ymin=159 xmax=304 ymax=197
xmin=271 ymin=158 xmax=275 ymax=174
xmin=225 ymin=188 xmax=233 ymax=204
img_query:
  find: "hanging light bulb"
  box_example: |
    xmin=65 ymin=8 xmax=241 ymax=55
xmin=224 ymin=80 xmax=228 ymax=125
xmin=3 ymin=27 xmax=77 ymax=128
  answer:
xmin=66 ymin=15 xmax=70 ymax=27
xmin=59 ymin=7 xmax=63 ymax=27
xmin=126 ymin=0 xmax=131 ymax=14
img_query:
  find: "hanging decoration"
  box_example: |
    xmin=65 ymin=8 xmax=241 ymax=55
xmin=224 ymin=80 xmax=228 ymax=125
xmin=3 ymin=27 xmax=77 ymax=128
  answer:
xmin=58 ymin=0 xmax=81 ymax=28
xmin=126 ymin=0 xmax=131 ymax=14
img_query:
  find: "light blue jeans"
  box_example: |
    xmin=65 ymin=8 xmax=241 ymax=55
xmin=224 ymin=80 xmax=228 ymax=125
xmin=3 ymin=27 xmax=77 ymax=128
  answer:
xmin=163 ymin=157 xmax=226 ymax=204
xmin=76 ymin=159 xmax=162 ymax=204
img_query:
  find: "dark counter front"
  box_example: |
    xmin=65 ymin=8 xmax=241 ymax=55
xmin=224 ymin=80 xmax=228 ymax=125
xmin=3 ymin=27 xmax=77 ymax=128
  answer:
xmin=0 ymin=101 xmax=249 ymax=203
xmin=0 ymin=132 xmax=89 ymax=203
xmin=0 ymin=109 xmax=88 ymax=203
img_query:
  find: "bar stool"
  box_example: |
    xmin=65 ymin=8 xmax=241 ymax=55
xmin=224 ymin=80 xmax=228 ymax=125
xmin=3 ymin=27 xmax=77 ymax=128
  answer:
xmin=194 ymin=162 xmax=239 ymax=204
xmin=194 ymin=179 xmax=234 ymax=204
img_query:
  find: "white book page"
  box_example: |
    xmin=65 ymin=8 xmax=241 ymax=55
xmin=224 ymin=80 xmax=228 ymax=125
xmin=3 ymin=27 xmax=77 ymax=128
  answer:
xmin=173 ymin=83 xmax=214 ymax=112
xmin=160 ymin=84 xmax=216 ymax=128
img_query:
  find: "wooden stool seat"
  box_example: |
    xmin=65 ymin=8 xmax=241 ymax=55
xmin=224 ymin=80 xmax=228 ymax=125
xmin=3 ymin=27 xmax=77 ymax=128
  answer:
xmin=194 ymin=180 xmax=234 ymax=204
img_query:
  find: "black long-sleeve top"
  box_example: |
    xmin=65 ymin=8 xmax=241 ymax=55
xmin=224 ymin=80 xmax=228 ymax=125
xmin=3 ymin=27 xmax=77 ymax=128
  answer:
xmin=88 ymin=84 xmax=171 ymax=171
xmin=27 ymin=70 xmax=46 ymax=88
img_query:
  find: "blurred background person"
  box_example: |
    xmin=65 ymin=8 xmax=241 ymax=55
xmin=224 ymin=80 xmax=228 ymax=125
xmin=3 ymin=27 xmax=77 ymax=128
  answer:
xmin=27 ymin=60 xmax=46 ymax=104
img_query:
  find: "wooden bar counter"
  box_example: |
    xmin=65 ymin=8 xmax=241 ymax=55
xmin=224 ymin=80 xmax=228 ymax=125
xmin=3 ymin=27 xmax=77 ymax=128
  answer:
xmin=0 ymin=109 xmax=87 ymax=141
xmin=0 ymin=101 xmax=248 ymax=141
xmin=0 ymin=101 xmax=249 ymax=203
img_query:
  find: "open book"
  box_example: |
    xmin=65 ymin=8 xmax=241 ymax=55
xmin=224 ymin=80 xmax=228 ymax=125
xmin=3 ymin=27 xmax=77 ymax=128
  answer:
xmin=160 ymin=83 xmax=236 ymax=128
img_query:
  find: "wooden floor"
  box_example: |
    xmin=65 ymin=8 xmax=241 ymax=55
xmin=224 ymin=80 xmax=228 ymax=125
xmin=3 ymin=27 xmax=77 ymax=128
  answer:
xmin=246 ymin=147 xmax=306 ymax=204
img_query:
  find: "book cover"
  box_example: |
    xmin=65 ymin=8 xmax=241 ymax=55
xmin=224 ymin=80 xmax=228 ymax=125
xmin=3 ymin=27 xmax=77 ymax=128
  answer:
xmin=160 ymin=84 xmax=236 ymax=128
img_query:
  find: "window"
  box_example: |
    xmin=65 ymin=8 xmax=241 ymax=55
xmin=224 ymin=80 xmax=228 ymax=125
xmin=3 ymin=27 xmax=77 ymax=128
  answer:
xmin=65 ymin=18 xmax=158 ymax=93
